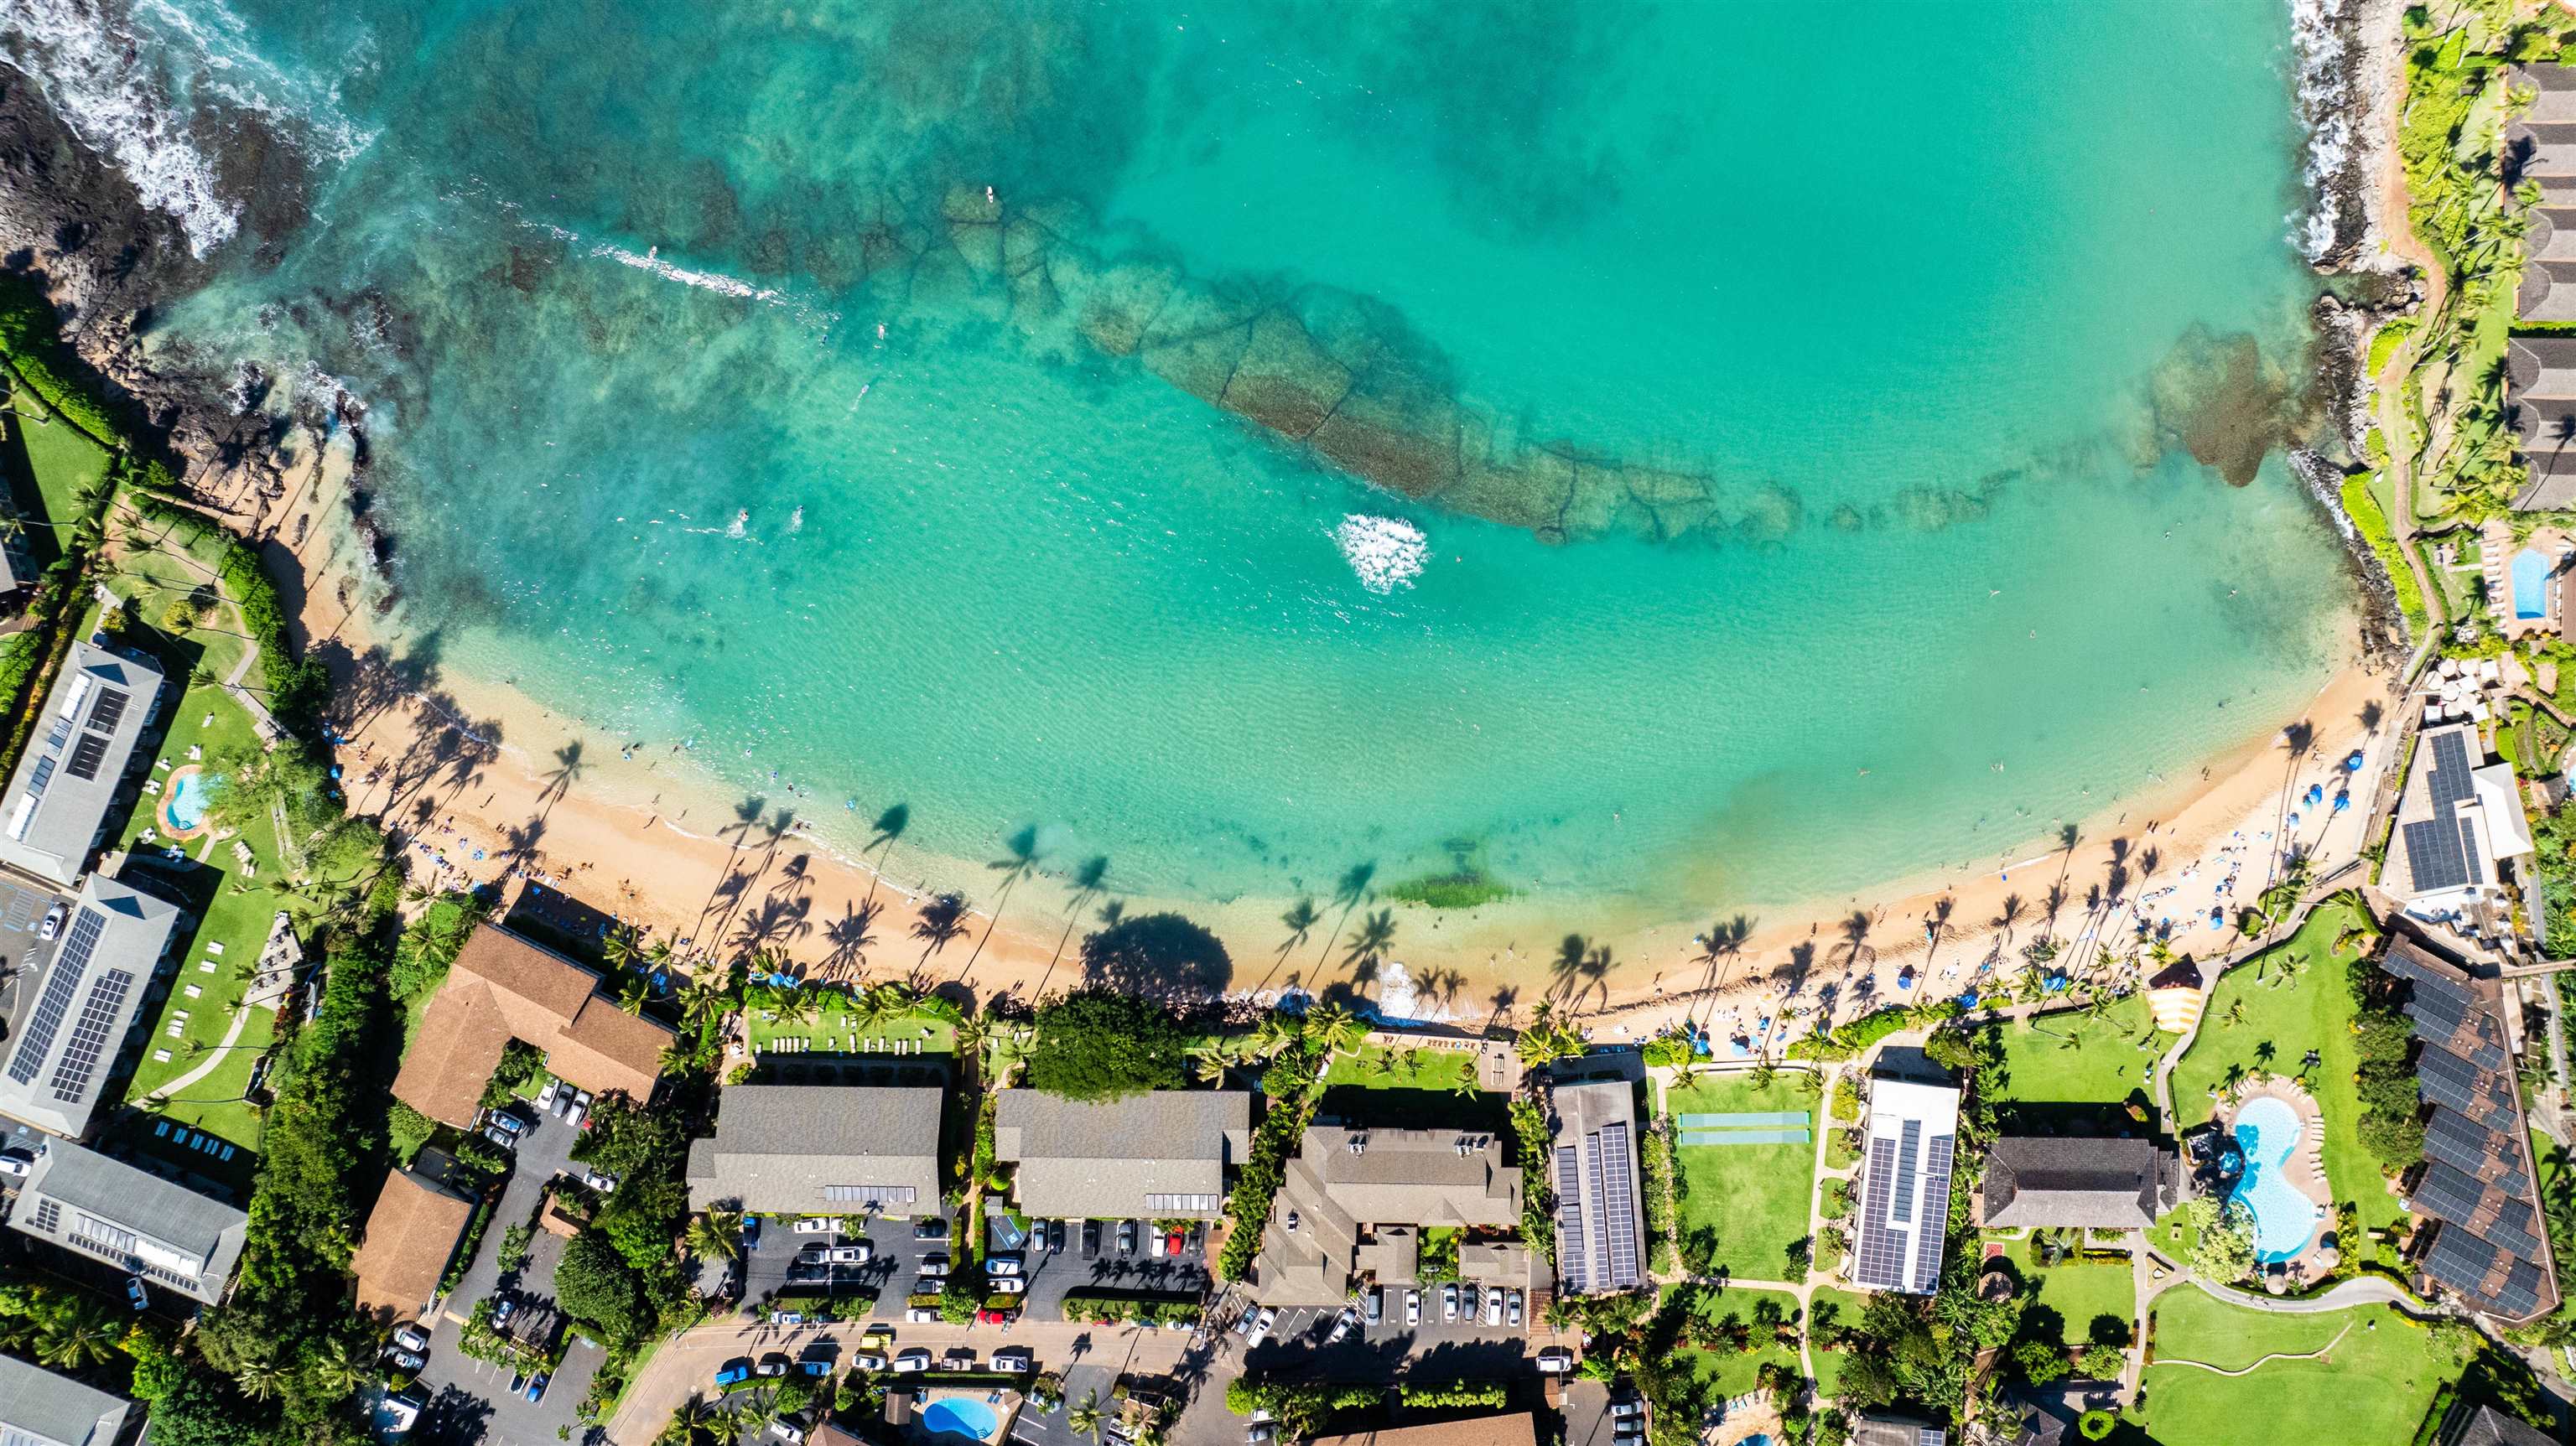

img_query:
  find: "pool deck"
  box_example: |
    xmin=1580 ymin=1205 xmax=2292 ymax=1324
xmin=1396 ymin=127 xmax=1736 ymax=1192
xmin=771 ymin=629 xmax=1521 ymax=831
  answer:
xmin=2220 ymin=1080 xmax=2336 ymax=1285
xmin=913 ymin=1384 xmax=1023 ymax=1444
xmin=158 ymin=762 xmax=211 ymax=842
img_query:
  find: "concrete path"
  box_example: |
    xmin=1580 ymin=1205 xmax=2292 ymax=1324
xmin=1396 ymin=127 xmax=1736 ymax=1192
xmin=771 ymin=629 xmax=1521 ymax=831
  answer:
xmin=2152 ymin=1322 xmax=2352 ymax=1376
xmin=145 ymin=997 xmax=254 ymax=1103
xmin=2182 ymin=1274 xmax=2432 ymax=1318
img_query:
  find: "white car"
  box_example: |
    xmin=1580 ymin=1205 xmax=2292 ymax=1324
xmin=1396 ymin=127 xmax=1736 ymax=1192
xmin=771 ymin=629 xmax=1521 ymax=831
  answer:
xmin=906 ymin=1307 xmax=939 ymax=1323
xmin=1441 ymin=1284 xmax=1458 ymax=1323
xmin=993 ymin=1348 xmax=1033 ymax=1373
xmin=1244 ymin=1306 xmax=1277 ymax=1348
xmin=0 ymin=1151 xmax=33 ymax=1179
xmin=536 ymin=1080 xmax=560 ymax=1112
xmin=1326 ymin=1308 xmax=1357 ymax=1344
xmin=989 ymin=1277 xmax=1026 ymax=1295
xmin=827 ymin=1244 xmax=871 ymax=1264
xmin=1405 ymin=1289 xmax=1420 ymax=1326
xmin=392 ymin=1324 xmax=430 ymax=1354
xmin=892 ymin=1349 xmax=932 ymax=1373
xmin=1483 ymin=1289 xmax=1503 ymax=1328
xmin=1149 ymin=1231 xmax=1167 ymax=1257
xmin=1507 ymin=1289 xmax=1523 ymax=1327
xmin=582 ymin=1168 xmax=619 ymax=1193
xmin=1536 ymin=1346 xmax=1576 ymax=1374
xmin=849 ymin=1353 xmax=887 ymax=1371
xmin=792 ymin=1216 xmax=844 ymax=1235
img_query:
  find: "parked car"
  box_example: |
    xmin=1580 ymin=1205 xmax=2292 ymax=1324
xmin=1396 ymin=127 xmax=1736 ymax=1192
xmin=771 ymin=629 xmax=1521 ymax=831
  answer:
xmin=564 ymin=1093 xmax=590 ymax=1129
xmin=523 ymin=1372 xmax=550 ymax=1404
xmin=993 ymin=1347 xmax=1033 ymax=1372
xmin=913 ymin=1216 xmax=949 ymax=1241
xmin=549 ymin=1082 xmax=576 ymax=1117
xmin=756 ymin=1354 xmax=790 ymax=1377
xmin=481 ymin=1124 xmax=518 ymax=1150
xmin=1119 ymin=1221 xmax=1139 ymax=1254
xmin=892 ymin=1349 xmax=932 ymax=1374
xmin=918 ymin=1252 xmax=949 ymax=1276
xmin=850 ymin=1353 xmax=888 ymax=1371
xmin=989 ymin=1277 xmax=1026 ymax=1295
xmin=392 ymin=1324 xmax=429 ymax=1354
xmin=987 ymin=1253 xmax=1023 ymax=1277
xmin=1507 ymin=1289 xmax=1523 ymax=1327
xmin=1609 ymin=1401 xmax=1644 ymax=1419
xmin=774 ymin=1311 xmax=808 ymax=1326
xmin=1613 ymin=1421 xmax=1644 ymax=1442
xmin=1245 ymin=1306 xmax=1277 ymax=1348
xmin=1405 ymin=1289 xmax=1420 ymax=1326
xmin=906 ymin=1307 xmax=940 ymax=1323
xmin=1048 ymin=1220 xmax=1067 ymax=1252
xmin=1248 ymin=1425 xmax=1278 ymax=1445
xmin=1483 ymin=1288 xmax=1503 ymax=1327
xmin=536 ymin=1080 xmax=560 ymax=1112
xmin=1366 ymin=1290 xmax=1383 ymax=1324
xmin=507 ymin=1372 xmax=527 ymax=1396
xmin=797 ymin=1349 xmax=835 ymax=1376
xmin=1283 ymin=1210 xmax=1299 ymax=1233
xmin=796 ymin=1242 xmax=832 ymax=1265
xmin=1326 ymin=1308 xmax=1357 ymax=1344
xmin=1148 ymin=1230 xmax=1166 ymax=1258
xmin=582 ymin=1167 xmax=620 ymax=1193
xmin=1441 ymin=1284 xmax=1459 ymax=1322
xmin=485 ymin=1109 xmax=524 ymax=1137
xmin=770 ymin=1419 xmax=807 ymax=1444
xmin=123 ymin=1278 xmax=148 ymax=1311
xmin=384 ymin=1350 xmax=425 ymax=1372
xmin=741 ymin=1216 xmax=763 ymax=1252
xmin=976 ymin=1308 xmax=1015 ymax=1325
xmin=491 ymin=1295 xmax=518 ymax=1329
xmin=793 ymin=1216 xmax=844 ymax=1234
xmin=827 ymin=1243 xmax=870 ymax=1264
xmin=0 ymin=1149 xmax=34 ymax=1178
xmin=1082 ymin=1220 xmax=1101 ymax=1257
xmin=1166 ymin=1230 xmax=1186 ymax=1257
xmin=1535 ymin=1346 xmax=1576 ymax=1374
xmin=38 ymin=904 xmax=64 ymax=940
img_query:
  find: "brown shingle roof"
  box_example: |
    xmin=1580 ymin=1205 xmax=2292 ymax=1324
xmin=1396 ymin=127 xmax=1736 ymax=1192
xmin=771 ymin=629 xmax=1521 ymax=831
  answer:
xmin=1308 ymin=1414 xmax=1539 ymax=1446
xmin=391 ymin=924 xmax=675 ymax=1127
xmin=351 ymin=1168 xmax=477 ymax=1320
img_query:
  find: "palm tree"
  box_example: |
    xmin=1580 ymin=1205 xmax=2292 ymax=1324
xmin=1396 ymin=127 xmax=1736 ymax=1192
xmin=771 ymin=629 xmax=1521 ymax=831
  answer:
xmin=688 ymin=1209 xmax=745 ymax=1263
xmin=233 ymin=1355 xmax=288 ymax=1402
xmin=602 ymin=923 xmax=642 ymax=973
xmin=914 ymin=893 xmax=971 ymax=964
xmin=1190 ymin=1044 xmax=1232 ymax=1086
xmin=1303 ymin=1000 xmax=1358 ymax=1057
xmin=306 ymin=1330 xmax=371 ymax=1398
xmin=34 ymin=1300 xmax=118 ymax=1370
xmin=1248 ymin=1012 xmax=1298 ymax=1060
xmin=679 ymin=974 xmax=735 ymax=1034
xmin=617 ymin=975 xmax=650 ymax=1016
xmin=953 ymin=1012 xmax=993 ymax=1077
xmin=1068 ymin=1391 xmax=1104 ymax=1443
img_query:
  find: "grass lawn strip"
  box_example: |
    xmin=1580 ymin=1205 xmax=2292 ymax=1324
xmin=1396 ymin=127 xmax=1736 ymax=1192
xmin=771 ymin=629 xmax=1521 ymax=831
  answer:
xmin=1675 ymin=1284 xmax=1802 ymax=1402
xmin=8 ymin=385 xmax=109 ymax=523
xmin=1669 ymin=1072 xmax=1816 ymax=1280
xmin=1998 ymin=1236 xmax=2134 ymax=1345
xmin=1322 ymin=1044 xmax=1475 ymax=1093
xmin=746 ymin=1000 xmax=956 ymax=1055
xmin=2141 ymin=1296 xmax=2449 ymax=1446
xmin=1986 ymin=993 xmax=2174 ymax=1114
xmin=1807 ymin=1286 xmax=1872 ymax=1402
xmin=2167 ymin=899 xmax=2402 ymax=1245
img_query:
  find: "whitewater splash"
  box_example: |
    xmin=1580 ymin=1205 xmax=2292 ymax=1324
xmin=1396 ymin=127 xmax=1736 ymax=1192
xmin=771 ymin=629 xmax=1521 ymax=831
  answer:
xmin=596 ymin=242 xmax=782 ymax=305
xmin=2 ymin=0 xmax=375 ymax=257
xmin=1332 ymin=514 xmax=1427 ymax=594
xmin=2288 ymin=0 xmax=2361 ymax=264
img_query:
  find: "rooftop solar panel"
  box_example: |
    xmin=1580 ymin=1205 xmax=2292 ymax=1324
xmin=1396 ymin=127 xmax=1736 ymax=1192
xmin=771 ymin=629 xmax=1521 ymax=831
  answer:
xmin=2404 ymin=987 xmax=2469 ymax=1034
xmin=3 ymin=946 xmax=85 ymax=1086
xmin=1916 ymin=1134 xmax=1956 ymax=1288
xmin=1892 ymin=1119 xmax=1922 ymax=1225
xmin=1856 ymin=1136 xmax=1906 ymax=1290
xmin=2432 ymin=730 xmax=2477 ymax=803
xmin=1552 ymin=1143 xmax=1587 ymax=1294
xmin=62 ymin=731 xmax=109 ymax=784
xmin=1599 ymin=1121 xmax=1640 ymax=1288
xmin=83 ymin=687 xmax=127 ymax=735
xmin=2418 ymin=1045 xmax=2488 ymax=1116
xmin=2405 ymin=816 xmax=2473 ymax=892
xmin=2425 ymin=1226 xmax=2501 ymax=1294
xmin=2463 ymin=816 xmax=2486 ymax=884
xmin=2413 ymin=1162 xmax=2488 ymax=1225
xmin=46 ymin=967 xmax=130 ymax=1102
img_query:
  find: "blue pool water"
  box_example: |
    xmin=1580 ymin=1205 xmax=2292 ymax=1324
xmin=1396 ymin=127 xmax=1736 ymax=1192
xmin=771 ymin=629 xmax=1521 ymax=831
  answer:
xmin=2231 ymin=1095 xmax=2317 ymax=1263
xmin=2515 ymin=547 xmax=2553 ymax=620
xmin=922 ymin=1398 xmax=1000 ymax=1442
xmin=164 ymin=771 xmax=210 ymax=832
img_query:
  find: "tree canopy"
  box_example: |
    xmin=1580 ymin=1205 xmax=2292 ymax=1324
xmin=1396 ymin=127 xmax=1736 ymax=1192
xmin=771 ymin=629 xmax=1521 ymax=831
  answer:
xmin=1024 ymin=987 xmax=1192 ymax=1100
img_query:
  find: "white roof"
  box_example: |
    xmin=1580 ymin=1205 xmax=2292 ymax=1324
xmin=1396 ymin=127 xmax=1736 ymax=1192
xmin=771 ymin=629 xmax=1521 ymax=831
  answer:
xmin=2475 ymin=764 xmax=2537 ymax=859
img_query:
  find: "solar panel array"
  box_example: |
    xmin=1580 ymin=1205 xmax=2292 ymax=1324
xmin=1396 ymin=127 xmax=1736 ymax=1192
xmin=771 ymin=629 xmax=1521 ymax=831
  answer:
xmin=1891 ymin=1120 xmax=1922 ymax=1224
xmin=2403 ymin=731 xmax=2489 ymax=892
xmin=63 ymin=732 xmax=109 ymax=783
xmin=1553 ymin=1143 xmax=1588 ymax=1294
xmin=3 ymin=951 xmax=85 ymax=1085
xmin=46 ymin=967 xmax=132 ymax=1102
xmin=1597 ymin=1120 xmax=1640 ymax=1288
xmin=85 ymin=687 xmax=127 ymax=736
xmin=1918 ymin=1134 xmax=1957 ymax=1265
xmin=2418 ymin=1044 xmax=2490 ymax=1116
xmin=1855 ymin=1136 xmax=1907 ymax=1289
xmin=2415 ymin=1161 xmax=2494 ymax=1225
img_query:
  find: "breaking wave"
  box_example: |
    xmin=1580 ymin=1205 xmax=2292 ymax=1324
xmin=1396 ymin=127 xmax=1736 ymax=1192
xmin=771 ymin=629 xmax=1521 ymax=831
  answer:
xmin=2288 ymin=0 xmax=2360 ymax=264
xmin=1332 ymin=514 xmax=1428 ymax=594
xmin=2 ymin=0 xmax=238 ymax=255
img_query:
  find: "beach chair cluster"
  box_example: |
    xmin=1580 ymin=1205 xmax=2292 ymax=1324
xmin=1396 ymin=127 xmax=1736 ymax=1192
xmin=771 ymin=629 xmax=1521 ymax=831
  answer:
xmin=152 ymin=1118 xmax=237 ymax=1163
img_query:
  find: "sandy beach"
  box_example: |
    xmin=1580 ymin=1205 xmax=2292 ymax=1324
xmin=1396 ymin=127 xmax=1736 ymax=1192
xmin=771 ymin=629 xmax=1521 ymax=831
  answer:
xmin=236 ymin=422 xmax=2402 ymax=1050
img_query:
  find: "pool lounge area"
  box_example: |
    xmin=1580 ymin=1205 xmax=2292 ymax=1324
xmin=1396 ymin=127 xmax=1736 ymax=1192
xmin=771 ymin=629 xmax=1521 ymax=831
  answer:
xmin=2487 ymin=522 xmax=2576 ymax=640
xmin=2214 ymin=1081 xmax=2338 ymax=1286
xmin=910 ymin=1386 xmax=1020 ymax=1445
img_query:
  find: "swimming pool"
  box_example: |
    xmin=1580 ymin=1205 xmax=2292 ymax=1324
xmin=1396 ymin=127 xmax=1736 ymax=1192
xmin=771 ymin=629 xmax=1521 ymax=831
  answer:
xmin=162 ymin=767 xmax=212 ymax=835
xmin=2230 ymin=1095 xmax=2319 ymax=1262
xmin=2514 ymin=547 xmax=2553 ymax=621
xmin=922 ymin=1397 xmax=1002 ymax=1443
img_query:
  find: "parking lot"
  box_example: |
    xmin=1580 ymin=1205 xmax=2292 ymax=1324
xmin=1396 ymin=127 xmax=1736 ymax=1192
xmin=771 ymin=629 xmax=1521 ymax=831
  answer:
xmin=1233 ymin=1283 xmax=1536 ymax=1381
xmin=403 ymin=1091 xmax=597 ymax=1445
xmin=740 ymin=1209 xmax=963 ymax=1321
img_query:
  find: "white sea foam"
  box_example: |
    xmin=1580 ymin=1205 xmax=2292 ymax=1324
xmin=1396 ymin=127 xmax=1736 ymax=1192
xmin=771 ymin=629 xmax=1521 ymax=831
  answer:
xmin=1 ymin=0 xmax=376 ymax=258
xmin=1332 ymin=514 xmax=1427 ymax=593
xmin=593 ymin=241 xmax=783 ymax=304
xmin=2288 ymin=0 xmax=2358 ymax=263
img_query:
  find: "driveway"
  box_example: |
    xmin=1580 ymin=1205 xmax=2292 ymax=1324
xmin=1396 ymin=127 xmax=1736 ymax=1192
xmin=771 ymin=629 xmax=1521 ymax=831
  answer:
xmin=1233 ymin=1285 xmax=1534 ymax=1382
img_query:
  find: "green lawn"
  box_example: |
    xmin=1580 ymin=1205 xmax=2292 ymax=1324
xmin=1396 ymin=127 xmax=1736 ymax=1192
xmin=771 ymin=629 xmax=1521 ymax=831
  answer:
xmin=746 ymin=998 xmax=956 ymax=1055
xmin=1673 ymin=1284 xmax=1803 ymax=1402
xmin=2168 ymin=899 xmax=2403 ymax=1246
xmin=1985 ymin=993 xmax=2174 ymax=1115
xmin=1996 ymin=1236 xmax=2134 ymax=1345
xmin=8 ymin=386 xmax=110 ymax=524
xmin=1807 ymin=1286 xmax=1872 ymax=1402
xmin=1669 ymin=1071 xmax=1818 ymax=1281
xmin=1322 ymin=1044 xmax=1476 ymax=1093
xmin=2142 ymin=1295 xmax=2452 ymax=1446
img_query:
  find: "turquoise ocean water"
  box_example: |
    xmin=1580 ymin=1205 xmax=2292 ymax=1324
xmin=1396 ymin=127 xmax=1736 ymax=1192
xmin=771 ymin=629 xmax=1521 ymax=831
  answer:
xmin=6 ymin=0 xmax=2358 ymax=925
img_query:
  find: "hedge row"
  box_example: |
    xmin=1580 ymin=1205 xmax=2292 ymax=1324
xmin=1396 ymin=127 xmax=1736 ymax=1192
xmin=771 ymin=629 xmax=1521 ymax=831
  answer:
xmin=132 ymin=494 xmax=330 ymax=726
xmin=1217 ymin=1069 xmax=1325 ymax=1282
xmin=1784 ymin=1000 xmax=1963 ymax=1061
xmin=0 ymin=275 xmax=125 ymax=448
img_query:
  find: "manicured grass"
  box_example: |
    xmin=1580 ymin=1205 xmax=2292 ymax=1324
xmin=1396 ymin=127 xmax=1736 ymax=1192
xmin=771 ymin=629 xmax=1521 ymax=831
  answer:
xmin=1807 ymin=1286 xmax=1872 ymax=1402
xmin=1322 ymin=1044 xmax=1476 ymax=1093
xmin=2168 ymin=899 xmax=2403 ymax=1246
xmin=1670 ymin=1071 xmax=1819 ymax=1281
xmin=1673 ymin=1284 xmax=1803 ymax=1402
xmin=1997 ymin=1236 xmax=2134 ymax=1345
xmin=8 ymin=386 xmax=109 ymax=525
xmin=2142 ymin=1295 xmax=2452 ymax=1446
xmin=746 ymin=998 xmax=955 ymax=1055
xmin=1985 ymin=993 xmax=2174 ymax=1114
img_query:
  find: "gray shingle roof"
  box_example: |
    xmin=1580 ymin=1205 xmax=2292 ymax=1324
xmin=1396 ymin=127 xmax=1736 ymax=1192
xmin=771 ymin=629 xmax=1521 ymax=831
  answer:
xmin=1981 ymin=1135 xmax=2168 ymax=1230
xmin=0 ymin=642 xmax=163 ymax=887
xmin=685 ymin=1085 xmax=943 ymax=1215
xmin=2449 ymin=1404 xmax=2556 ymax=1446
xmin=0 ymin=1351 xmax=132 ymax=1446
xmin=0 ymin=872 xmax=181 ymax=1139
xmin=8 ymin=1136 xmax=246 ymax=1305
xmin=991 ymin=1089 xmax=1247 ymax=1220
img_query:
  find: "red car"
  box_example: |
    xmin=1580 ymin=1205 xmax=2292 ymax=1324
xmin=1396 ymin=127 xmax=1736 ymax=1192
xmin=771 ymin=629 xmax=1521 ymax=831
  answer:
xmin=1166 ymin=1231 xmax=1186 ymax=1257
xmin=977 ymin=1308 xmax=1015 ymax=1325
